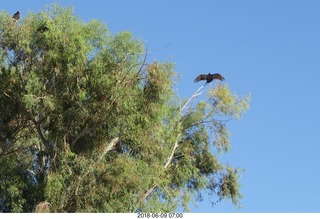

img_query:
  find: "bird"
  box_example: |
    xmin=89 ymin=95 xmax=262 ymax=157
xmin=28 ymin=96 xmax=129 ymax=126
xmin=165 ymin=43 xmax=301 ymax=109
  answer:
xmin=12 ymin=11 xmax=20 ymax=21
xmin=194 ymin=73 xmax=225 ymax=84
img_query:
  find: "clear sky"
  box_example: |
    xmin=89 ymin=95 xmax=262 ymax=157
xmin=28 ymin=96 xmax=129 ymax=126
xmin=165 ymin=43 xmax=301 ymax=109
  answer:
xmin=3 ymin=0 xmax=320 ymax=213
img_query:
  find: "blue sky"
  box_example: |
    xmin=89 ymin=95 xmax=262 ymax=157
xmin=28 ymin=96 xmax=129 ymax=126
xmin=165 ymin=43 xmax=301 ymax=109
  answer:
xmin=3 ymin=0 xmax=320 ymax=213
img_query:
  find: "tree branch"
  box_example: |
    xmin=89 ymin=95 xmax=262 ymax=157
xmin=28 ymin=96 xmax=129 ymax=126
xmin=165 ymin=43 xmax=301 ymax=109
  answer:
xmin=133 ymin=84 xmax=207 ymax=212
xmin=133 ymin=134 xmax=181 ymax=213
xmin=164 ymin=135 xmax=180 ymax=169
xmin=136 ymin=44 xmax=148 ymax=77
xmin=75 ymin=136 xmax=120 ymax=195
xmin=3 ymin=91 xmax=12 ymax=99
xmin=101 ymin=136 xmax=120 ymax=160
xmin=71 ymin=128 xmax=91 ymax=148
xmin=180 ymin=84 xmax=205 ymax=114
xmin=32 ymin=115 xmax=49 ymax=149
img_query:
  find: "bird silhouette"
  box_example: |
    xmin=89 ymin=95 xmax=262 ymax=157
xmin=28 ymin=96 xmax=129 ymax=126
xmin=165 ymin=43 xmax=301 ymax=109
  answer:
xmin=12 ymin=11 xmax=20 ymax=21
xmin=194 ymin=73 xmax=225 ymax=84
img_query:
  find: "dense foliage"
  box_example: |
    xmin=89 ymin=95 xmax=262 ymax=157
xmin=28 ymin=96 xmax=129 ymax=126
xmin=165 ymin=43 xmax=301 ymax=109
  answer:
xmin=0 ymin=5 xmax=250 ymax=212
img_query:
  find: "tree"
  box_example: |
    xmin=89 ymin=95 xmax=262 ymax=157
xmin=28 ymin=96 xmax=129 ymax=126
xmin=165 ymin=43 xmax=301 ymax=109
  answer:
xmin=0 ymin=5 xmax=250 ymax=212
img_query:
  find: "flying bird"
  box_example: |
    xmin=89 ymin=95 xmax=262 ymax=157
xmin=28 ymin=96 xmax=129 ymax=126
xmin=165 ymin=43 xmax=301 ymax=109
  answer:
xmin=194 ymin=73 xmax=225 ymax=84
xmin=12 ymin=11 xmax=20 ymax=21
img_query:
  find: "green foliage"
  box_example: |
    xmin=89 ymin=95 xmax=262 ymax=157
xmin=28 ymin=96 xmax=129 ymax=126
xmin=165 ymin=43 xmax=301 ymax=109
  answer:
xmin=0 ymin=4 xmax=250 ymax=212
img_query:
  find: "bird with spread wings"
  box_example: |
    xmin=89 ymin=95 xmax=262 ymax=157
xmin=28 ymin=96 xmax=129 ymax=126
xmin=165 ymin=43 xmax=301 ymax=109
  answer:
xmin=194 ymin=73 xmax=225 ymax=84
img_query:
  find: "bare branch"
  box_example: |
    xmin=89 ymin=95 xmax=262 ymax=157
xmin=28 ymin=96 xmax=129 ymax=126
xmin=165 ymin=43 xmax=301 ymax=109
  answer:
xmin=75 ymin=136 xmax=119 ymax=195
xmin=15 ymin=20 xmax=21 ymax=27
xmin=32 ymin=116 xmax=49 ymax=150
xmin=134 ymin=43 xmax=172 ymax=56
xmin=133 ymin=134 xmax=180 ymax=213
xmin=101 ymin=136 xmax=120 ymax=159
xmin=3 ymin=91 xmax=12 ymax=99
xmin=180 ymin=84 xmax=205 ymax=114
xmin=26 ymin=169 xmax=36 ymax=177
xmin=71 ymin=128 xmax=91 ymax=148
xmin=141 ymin=184 xmax=157 ymax=201
xmin=134 ymin=84 xmax=210 ymax=211
xmin=164 ymin=135 xmax=180 ymax=169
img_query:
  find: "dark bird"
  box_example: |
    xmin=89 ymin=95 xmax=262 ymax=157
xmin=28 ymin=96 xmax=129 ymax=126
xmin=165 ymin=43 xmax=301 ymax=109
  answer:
xmin=194 ymin=73 xmax=225 ymax=84
xmin=12 ymin=11 xmax=20 ymax=21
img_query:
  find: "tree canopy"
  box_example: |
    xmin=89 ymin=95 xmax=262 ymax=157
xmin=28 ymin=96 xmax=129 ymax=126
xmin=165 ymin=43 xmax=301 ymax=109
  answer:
xmin=0 ymin=5 xmax=250 ymax=212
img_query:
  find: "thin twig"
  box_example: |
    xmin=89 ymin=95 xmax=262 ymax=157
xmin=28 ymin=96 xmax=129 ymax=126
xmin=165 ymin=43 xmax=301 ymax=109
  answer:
xmin=134 ymin=43 xmax=172 ymax=56
xmin=136 ymin=44 xmax=148 ymax=76
xmin=180 ymin=84 xmax=205 ymax=114
xmin=3 ymin=91 xmax=12 ymax=99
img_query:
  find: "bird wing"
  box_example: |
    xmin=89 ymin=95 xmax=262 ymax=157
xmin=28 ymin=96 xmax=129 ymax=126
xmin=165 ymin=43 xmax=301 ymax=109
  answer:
xmin=212 ymin=73 xmax=225 ymax=81
xmin=194 ymin=74 xmax=207 ymax=83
